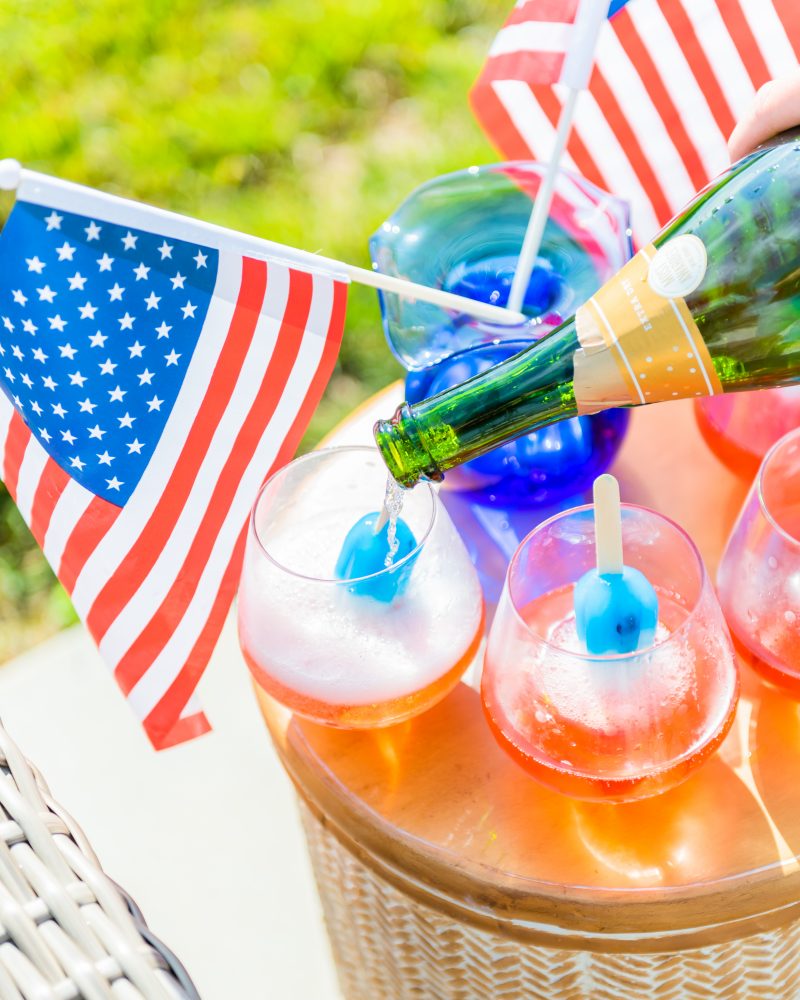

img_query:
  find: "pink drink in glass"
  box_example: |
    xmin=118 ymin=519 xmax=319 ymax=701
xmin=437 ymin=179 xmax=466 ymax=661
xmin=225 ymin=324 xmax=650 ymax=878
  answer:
xmin=695 ymin=386 xmax=800 ymax=478
xmin=481 ymin=506 xmax=739 ymax=802
xmin=238 ymin=446 xmax=485 ymax=728
xmin=718 ymin=427 xmax=800 ymax=696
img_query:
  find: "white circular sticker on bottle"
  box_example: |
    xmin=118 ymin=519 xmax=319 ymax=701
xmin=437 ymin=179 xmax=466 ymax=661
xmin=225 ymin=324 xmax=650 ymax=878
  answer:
xmin=647 ymin=234 xmax=707 ymax=299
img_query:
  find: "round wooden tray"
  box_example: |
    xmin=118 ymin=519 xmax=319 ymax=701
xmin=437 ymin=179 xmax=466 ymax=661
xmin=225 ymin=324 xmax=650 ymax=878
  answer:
xmin=258 ymin=388 xmax=800 ymax=953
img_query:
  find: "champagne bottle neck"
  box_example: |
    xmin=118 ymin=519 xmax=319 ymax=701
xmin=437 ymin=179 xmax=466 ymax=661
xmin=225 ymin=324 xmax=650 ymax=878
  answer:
xmin=375 ymin=320 xmax=581 ymax=487
xmin=374 ymin=401 xmax=446 ymax=487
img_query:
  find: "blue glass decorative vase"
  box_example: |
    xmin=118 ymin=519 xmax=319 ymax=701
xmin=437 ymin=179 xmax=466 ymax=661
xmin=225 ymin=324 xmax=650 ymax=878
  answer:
xmin=370 ymin=162 xmax=633 ymax=505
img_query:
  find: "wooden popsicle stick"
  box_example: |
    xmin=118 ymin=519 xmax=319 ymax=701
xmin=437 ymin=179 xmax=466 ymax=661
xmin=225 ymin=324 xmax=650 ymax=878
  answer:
xmin=373 ymin=506 xmax=390 ymax=534
xmin=593 ymin=473 xmax=624 ymax=575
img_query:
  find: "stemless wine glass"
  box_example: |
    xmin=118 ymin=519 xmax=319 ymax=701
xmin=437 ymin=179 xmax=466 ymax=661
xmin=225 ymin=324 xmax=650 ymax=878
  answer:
xmin=695 ymin=386 xmax=800 ymax=478
xmin=238 ymin=446 xmax=485 ymax=728
xmin=481 ymin=505 xmax=739 ymax=802
xmin=718 ymin=427 xmax=800 ymax=695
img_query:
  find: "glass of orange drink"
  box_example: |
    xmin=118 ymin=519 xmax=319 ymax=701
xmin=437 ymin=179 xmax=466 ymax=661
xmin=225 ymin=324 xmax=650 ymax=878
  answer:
xmin=695 ymin=386 xmax=800 ymax=479
xmin=481 ymin=504 xmax=739 ymax=802
xmin=237 ymin=445 xmax=485 ymax=728
xmin=718 ymin=427 xmax=800 ymax=696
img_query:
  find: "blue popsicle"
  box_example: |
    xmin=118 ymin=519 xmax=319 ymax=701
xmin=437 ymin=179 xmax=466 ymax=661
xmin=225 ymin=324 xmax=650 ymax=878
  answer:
xmin=574 ymin=474 xmax=658 ymax=655
xmin=335 ymin=511 xmax=418 ymax=603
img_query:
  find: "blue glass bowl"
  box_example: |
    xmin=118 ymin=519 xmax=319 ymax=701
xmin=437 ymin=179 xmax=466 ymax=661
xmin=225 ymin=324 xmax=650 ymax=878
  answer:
xmin=372 ymin=162 xmax=633 ymax=506
xmin=370 ymin=162 xmax=632 ymax=371
xmin=405 ymin=340 xmax=630 ymax=505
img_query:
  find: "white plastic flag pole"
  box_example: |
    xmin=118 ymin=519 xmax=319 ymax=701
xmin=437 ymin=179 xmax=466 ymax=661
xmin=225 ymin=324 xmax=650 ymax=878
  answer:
xmin=0 ymin=159 xmax=526 ymax=328
xmin=506 ymin=0 xmax=608 ymax=315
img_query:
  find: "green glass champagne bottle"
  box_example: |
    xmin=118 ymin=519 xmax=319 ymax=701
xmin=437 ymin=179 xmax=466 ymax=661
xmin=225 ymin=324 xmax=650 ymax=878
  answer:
xmin=374 ymin=130 xmax=800 ymax=487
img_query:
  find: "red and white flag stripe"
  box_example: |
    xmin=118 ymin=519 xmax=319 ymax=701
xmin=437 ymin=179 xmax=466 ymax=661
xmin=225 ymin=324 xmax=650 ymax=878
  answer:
xmin=471 ymin=0 xmax=800 ymax=246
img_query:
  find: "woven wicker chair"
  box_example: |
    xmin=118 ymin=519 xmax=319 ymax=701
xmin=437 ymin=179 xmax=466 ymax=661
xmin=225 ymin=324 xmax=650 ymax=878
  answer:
xmin=0 ymin=720 xmax=197 ymax=999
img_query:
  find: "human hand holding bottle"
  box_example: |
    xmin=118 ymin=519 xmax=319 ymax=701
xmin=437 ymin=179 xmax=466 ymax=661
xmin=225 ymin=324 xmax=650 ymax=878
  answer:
xmin=729 ymin=69 xmax=800 ymax=161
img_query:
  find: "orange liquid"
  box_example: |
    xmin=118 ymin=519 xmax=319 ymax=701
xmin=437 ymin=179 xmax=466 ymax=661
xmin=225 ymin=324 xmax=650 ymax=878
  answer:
xmin=482 ymin=695 xmax=737 ymax=802
xmin=729 ymin=630 xmax=800 ymax=699
xmin=242 ymin=604 xmax=485 ymax=729
xmin=482 ymin=589 xmax=738 ymax=802
xmin=694 ymin=400 xmax=761 ymax=479
xmin=724 ymin=500 xmax=800 ymax=697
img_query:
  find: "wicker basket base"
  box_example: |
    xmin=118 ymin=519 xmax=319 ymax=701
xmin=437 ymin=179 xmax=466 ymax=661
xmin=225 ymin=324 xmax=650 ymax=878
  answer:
xmin=299 ymin=800 xmax=800 ymax=1000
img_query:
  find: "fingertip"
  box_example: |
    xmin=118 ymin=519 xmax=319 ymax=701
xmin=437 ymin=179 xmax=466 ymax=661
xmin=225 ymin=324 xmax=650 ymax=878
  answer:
xmin=728 ymin=72 xmax=800 ymax=162
xmin=728 ymin=121 xmax=757 ymax=164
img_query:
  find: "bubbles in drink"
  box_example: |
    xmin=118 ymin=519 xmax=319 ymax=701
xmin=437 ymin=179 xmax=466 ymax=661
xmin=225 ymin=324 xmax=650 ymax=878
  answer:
xmin=482 ymin=583 xmax=738 ymax=800
xmin=242 ymin=510 xmax=481 ymax=704
xmin=239 ymin=448 xmax=485 ymax=727
xmin=535 ymin=606 xmax=685 ymax=735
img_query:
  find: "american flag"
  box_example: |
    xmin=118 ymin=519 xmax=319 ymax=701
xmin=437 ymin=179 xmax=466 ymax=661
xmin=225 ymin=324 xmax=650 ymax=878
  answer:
xmin=471 ymin=0 xmax=800 ymax=244
xmin=0 ymin=174 xmax=347 ymax=749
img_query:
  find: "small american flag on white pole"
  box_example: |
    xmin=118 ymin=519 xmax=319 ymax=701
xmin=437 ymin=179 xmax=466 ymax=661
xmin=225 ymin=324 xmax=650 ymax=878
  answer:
xmin=0 ymin=170 xmax=347 ymax=749
xmin=471 ymin=0 xmax=800 ymax=245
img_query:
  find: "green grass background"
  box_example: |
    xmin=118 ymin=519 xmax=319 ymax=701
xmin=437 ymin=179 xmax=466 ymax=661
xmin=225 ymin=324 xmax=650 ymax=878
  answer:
xmin=0 ymin=0 xmax=509 ymax=659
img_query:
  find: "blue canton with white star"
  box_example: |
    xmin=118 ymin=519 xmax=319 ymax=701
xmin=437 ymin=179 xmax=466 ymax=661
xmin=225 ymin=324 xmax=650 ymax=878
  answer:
xmin=0 ymin=202 xmax=219 ymax=504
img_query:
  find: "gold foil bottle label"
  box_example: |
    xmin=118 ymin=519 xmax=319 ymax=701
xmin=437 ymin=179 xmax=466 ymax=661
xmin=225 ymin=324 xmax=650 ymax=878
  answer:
xmin=573 ymin=240 xmax=723 ymax=414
